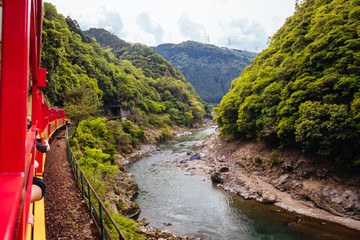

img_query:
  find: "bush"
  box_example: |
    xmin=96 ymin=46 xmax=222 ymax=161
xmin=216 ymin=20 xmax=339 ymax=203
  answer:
xmin=295 ymin=101 xmax=358 ymax=160
xmin=122 ymin=120 xmax=145 ymax=147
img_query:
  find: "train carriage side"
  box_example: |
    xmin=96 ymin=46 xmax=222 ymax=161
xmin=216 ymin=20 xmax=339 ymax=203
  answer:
xmin=0 ymin=0 xmax=67 ymax=239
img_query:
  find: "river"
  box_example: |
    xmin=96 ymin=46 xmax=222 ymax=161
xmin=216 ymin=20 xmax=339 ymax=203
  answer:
xmin=126 ymin=127 xmax=360 ymax=240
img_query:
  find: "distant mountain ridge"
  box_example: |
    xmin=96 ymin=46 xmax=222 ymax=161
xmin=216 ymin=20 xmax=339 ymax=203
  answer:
xmin=84 ymin=28 xmax=131 ymax=50
xmin=152 ymin=41 xmax=257 ymax=104
xmin=84 ymin=28 xmax=185 ymax=82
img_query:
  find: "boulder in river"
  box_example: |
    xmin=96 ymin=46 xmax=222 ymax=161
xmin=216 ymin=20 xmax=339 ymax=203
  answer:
xmin=190 ymin=153 xmax=201 ymax=160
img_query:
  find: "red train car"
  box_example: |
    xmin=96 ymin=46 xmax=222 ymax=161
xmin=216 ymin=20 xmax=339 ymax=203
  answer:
xmin=0 ymin=0 xmax=66 ymax=239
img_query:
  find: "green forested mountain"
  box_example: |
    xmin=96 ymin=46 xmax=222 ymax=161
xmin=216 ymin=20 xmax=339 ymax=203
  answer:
xmin=214 ymin=0 xmax=360 ymax=166
xmin=41 ymin=3 xmax=208 ymax=128
xmin=84 ymin=28 xmax=186 ymax=82
xmin=152 ymin=41 xmax=257 ymax=104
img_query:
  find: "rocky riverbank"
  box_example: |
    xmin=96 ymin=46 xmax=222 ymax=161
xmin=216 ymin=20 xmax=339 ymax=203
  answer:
xmin=108 ymin=124 xmax=210 ymax=240
xmin=177 ymin=127 xmax=360 ymax=231
xmin=115 ymin=123 xmax=208 ymax=170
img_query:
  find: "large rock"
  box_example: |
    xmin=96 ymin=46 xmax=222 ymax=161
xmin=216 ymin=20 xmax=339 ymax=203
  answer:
xmin=210 ymin=165 xmax=231 ymax=183
xmin=105 ymin=171 xmax=141 ymax=219
xmin=211 ymin=171 xmax=224 ymax=183
xmin=121 ymin=201 xmax=141 ymax=218
xmin=309 ymin=187 xmax=360 ymax=220
xmin=257 ymin=192 xmax=277 ymax=204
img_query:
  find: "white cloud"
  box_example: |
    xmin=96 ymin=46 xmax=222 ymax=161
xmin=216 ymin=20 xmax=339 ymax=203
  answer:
xmin=226 ymin=18 xmax=267 ymax=50
xmin=95 ymin=6 xmax=127 ymax=37
xmin=46 ymin=0 xmax=296 ymax=51
xmin=136 ymin=13 xmax=164 ymax=43
xmin=178 ymin=13 xmax=205 ymax=42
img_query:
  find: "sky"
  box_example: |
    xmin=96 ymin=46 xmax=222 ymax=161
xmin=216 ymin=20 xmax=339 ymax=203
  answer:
xmin=46 ymin=0 xmax=296 ymax=52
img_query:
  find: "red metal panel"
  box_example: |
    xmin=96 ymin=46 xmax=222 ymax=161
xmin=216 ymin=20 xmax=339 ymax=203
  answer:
xmin=0 ymin=0 xmax=30 ymax=172
xmin=42 ymin=102 xmax=49 ymax=132
xmin=60 ymin=109 xmax=65 ymax=118
xmin=38 ymin=68 xmax=47 ymax=88
xmin=29 ymin=0 xmax=38 ymax=84
xmin=57 ymin=108 xmax=65 ymax=119
xmin=0 ymin=175 xmax=25 ymax=240
xmin=50 ymin=108 xmax=57 ymax=122
xmin=36 ymin=0 xmax=43 ymax=67
xmin=37 ymin=91 xmax=43 ymax=132
xmin=32 ymin=86 xmax=39 ymax=130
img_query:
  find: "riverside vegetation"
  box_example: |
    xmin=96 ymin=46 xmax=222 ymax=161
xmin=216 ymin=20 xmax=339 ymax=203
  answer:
xmin=214 ymin=0 xmax=360 ymax=167
xmin=42 ymin=2 xmax=209 ymax=239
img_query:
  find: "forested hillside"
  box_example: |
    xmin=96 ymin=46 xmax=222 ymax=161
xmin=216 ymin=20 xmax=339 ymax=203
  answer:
xmin=41 ymin=3 xmax=208 ymax=129
xmin=152 ymin=41 xmax=257 ymax=104
xmin=214 ymin=0 xmax=360 ymax=166
xmin=84 ymin=28 xmax=186 ymax=81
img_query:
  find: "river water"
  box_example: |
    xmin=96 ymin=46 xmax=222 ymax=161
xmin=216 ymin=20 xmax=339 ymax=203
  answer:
xmin=126 ymin=127 xmax=360 ymax=240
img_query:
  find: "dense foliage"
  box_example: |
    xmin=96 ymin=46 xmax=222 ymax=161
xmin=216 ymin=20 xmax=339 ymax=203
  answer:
xmin=214 ymin=0 xmax=360 ymax=166
xmin=152 ymin=41 xmax=257 ymax=104
xmin=63 ymin=83 xmax=103 ymax=138
xmin=41 ymin=3 xmax=210 ymax=238
xmin=84 ymin=28 xmax=186 ymax=81
xmin=70 ymin=118 xmax=145 ymax=159
xmin=41 ymin=3 xmax=209 ymax=128
xmin=68 ymin=118 xmax=145 ymax=239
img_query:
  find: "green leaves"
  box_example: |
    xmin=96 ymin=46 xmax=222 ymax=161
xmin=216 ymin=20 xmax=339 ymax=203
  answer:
xmin=42 ymin=3 xmax=208 ymax=128
xmin=64 ymin=84 xmax=102 ymax=124
xmin=296 ymin=101 xmax=358 ymax=158
xmin=237 ymin=95 xmax=264 ymax=138
xmin=214 ymin=0 xmax=360 ymax=165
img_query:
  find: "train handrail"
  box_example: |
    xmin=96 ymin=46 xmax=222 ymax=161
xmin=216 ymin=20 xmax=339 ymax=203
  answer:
xmin=65 ymin=126 xmax=128 ymax=240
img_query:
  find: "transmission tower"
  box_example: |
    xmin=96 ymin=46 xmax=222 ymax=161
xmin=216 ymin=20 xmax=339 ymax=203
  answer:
xmin=204 ymin=32 xmax=210 ymax=43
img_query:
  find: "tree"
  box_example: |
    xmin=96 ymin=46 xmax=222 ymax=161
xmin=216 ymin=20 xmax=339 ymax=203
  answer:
xmin=64 ymin=84 xmax=102 ymax=138
xmin=295 ymin=101 xmax=358 ymax=160
xmin=214 ymin=0 xmax=360 ymax=166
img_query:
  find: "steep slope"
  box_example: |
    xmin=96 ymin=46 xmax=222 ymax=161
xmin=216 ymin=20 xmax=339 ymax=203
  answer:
xmin=214 ymin=0 xmax=360 ymax=166
xmin=152 ymin=41 xmax=257 ymax=104
xmin=41 ymin=3 xmax=208 ymax=128
xmin=84 ymin=28 xmax=187 ymax=83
